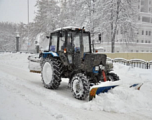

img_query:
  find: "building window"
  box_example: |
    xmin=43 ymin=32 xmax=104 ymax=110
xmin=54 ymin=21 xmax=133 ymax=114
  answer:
xmin=149 ymin=31 xmax=151 ymax=36
xmin=137 ymin=40 xmax=138 ymax=43
xmin=117 ymin=30 xmax=119 ymax=34
xmin=145 ymin=40 xmax=147 ymax=43
xmin=142 ymin=50 xmax=144 ymax=52
xmin=131 ymin=50 xmax=133 ymax=52
xmin=141 ymin=40 xmax=144 ymax=43
xmin=142 ymin=16 xmax=150 ymax=23
xmin=142 ymin=30 xmax=144 ymax=35
xmin=146 ymin=31 xmax=148 ymax=35
xmin=141 ymin=0 xmax=149 ymax=12
xmin=136 ymin=50 xmax=138 ymax=52
xmin=141 ymin=0 xmax=144 ymax=5
xmin=149 ymin=41 xmax=151 ymax=43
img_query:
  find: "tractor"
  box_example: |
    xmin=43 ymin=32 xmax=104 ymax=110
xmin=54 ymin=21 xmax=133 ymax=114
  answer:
xmin=38 ymin=26 xmax=119 ymax=100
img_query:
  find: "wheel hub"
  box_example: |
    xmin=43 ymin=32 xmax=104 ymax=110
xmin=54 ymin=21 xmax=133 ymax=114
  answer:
xmin=73 ymin=79 xmax=83 ymax=96
xmin=43 ymin=62 xmax=53 ymax=84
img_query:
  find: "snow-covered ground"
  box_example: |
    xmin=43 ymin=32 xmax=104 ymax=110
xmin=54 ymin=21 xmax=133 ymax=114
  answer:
xmin=0 ymin=53 xmax=152 ymax=120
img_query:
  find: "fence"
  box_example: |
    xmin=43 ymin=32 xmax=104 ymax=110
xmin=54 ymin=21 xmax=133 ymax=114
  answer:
xmin=112 ymin=58 xmax=152 ymax=69
xmin=149 ymin=61 xmax=152 ymax=69
xmin=1 ymin=51 xmax=152 ymax=69
xmin=112 ymin=58 xmax=129 ymax=66
xmin=105 ymin=53 xmax=152 ymax=61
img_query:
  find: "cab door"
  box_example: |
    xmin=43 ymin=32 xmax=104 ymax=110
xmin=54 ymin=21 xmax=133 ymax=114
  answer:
xmin=49 ymin=33 xmax=58 ymax=52
xmin=66 ymin=32 xmax=74 ymax=64
xmin=72 ymin=32 xmax=82 ymax=69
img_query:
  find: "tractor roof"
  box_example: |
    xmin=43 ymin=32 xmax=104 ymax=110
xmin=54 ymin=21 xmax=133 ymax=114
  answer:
xmin=53 ymin=26 xmax=88 ymax=33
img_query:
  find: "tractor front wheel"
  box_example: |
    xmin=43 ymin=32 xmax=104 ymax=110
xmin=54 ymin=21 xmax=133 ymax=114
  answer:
xmin=71 ymin=73 xmax=90 ymax=100
xmin=107 ymin=72 xmax=119 ymax=81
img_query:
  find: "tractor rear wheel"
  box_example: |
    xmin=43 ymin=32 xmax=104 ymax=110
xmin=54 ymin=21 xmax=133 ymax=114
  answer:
xmin=71 ymin=73 xmax=90 ymax=100
xmin=41 ymin=58 xmax=62 ymax=89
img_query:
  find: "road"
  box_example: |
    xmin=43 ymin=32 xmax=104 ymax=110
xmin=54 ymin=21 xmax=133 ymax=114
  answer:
xmin=0 ymin=53 xmax=150 ymax=120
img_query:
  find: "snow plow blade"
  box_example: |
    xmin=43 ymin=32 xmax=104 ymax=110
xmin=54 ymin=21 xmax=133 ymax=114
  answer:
xmin=89 ymin=82 xmax=143 ymax=101
xmin=28 ymin=54 xmax=41 ymax=73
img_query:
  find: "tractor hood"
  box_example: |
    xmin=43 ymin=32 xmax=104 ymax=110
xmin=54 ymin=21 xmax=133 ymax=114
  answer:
xmin=82 ymin=53 xmax=107 ymax=72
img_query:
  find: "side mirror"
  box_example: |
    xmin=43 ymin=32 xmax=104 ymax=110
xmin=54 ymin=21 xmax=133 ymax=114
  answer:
xmin=99 ymin=33 xmax=101 ymax=42
xmin=46 ymin=36 xmax=50 ymax=39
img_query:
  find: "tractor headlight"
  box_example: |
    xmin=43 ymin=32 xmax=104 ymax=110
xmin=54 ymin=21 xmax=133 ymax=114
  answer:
xmin=99 ymin=65 xmax=105 ymax=70
xmin=95 ymin=66 xmax=99 ymax=71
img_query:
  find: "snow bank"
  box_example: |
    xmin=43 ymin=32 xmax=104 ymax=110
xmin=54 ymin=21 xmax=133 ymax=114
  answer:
xmin=83 ymin=63 xmax=152 ymax=118
xmin=0 ymin=53 xmax=152 ymax=120
xmin=0 ymin=52 xmax=29 ymax=70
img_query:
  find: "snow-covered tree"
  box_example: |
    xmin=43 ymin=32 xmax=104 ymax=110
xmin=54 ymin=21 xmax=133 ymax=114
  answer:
xmin=96 ymin=0 xmax=138 ymax=53
xmin=0 ymin=22 xmax=17 ymax=51
xmin=34 ymin=0 xmax=60 ymax=34
xmin=0 ymin=0 xmax=139 ymax=52
xmin=59 ymin=0 xmax=71 ymax=27
xmin=59 ymin=0 xmax=91 ymax=29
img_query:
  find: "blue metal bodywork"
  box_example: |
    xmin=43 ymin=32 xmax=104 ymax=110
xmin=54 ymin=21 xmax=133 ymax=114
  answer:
xmin=42 ymin=52 xmax=59 ymax=58
xmin=93 ymin=67 xmax=99 ymax=74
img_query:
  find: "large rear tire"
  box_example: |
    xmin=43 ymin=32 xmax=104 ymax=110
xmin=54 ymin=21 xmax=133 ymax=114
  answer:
xmin=71 ymin=73 xmax=90 ymax=100
xmin=41 ymin=58 xmax=62 ymax=89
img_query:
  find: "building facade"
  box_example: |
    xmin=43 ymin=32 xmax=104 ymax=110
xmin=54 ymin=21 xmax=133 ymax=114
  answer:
xmin=95 ymin=0 xmax=152 ymax=53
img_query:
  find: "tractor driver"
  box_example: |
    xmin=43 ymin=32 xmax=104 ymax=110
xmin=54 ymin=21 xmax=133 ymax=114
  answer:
xmin=61 ymin=33 xmax=74 ymax=52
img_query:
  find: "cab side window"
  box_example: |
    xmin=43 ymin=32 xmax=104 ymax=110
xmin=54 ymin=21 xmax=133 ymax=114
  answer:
xmin=83 ymin=35 xmax=90 ymax=52
xmin=59 ymin=33 xmax=65 ymax=51
xmin=50 ymin=34 xmax=57 ymax=52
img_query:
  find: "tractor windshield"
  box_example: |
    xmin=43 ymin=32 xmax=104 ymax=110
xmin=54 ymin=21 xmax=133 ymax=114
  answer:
xmin=83 ymin=33 xmax=90 ymax=52
xmin=72 ymin=32 xmax=90 ymax=53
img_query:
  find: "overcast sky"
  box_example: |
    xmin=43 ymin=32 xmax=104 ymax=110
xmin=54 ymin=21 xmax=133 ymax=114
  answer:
xmin=0 ymin=0 xmax=37 ymax=24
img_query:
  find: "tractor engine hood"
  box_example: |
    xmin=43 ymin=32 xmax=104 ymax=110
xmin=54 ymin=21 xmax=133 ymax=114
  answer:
xmin=82 ymin=53 xmax=107 ymax=72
